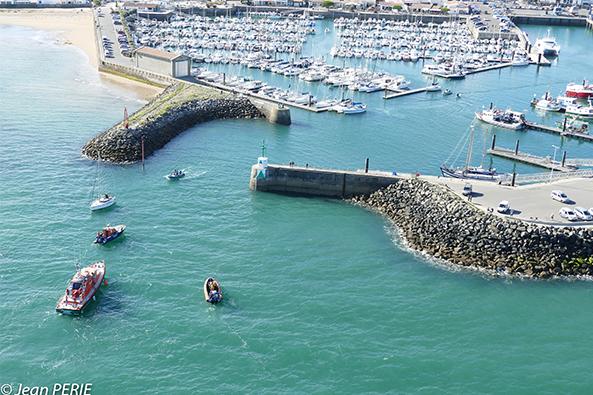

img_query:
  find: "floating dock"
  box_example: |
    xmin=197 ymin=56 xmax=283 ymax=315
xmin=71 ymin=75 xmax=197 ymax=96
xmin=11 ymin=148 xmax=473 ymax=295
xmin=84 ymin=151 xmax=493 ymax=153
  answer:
xmin=465 ymin=63 xmax=513 ymax=75
xmin=487 ymin=147 xmax=577 ymax=172
xmin=524 ymin=120 xmax=593 ymax=142
xmin=383 ymin=87 xmax=430 ymax=99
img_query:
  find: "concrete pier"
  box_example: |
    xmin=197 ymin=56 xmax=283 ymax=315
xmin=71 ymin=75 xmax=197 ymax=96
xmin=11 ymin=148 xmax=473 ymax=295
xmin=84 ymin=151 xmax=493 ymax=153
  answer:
xmin=249 ymin=98 xmax=291 ymax=126
xmin=249 ymin=163 xmax=401 ymax=198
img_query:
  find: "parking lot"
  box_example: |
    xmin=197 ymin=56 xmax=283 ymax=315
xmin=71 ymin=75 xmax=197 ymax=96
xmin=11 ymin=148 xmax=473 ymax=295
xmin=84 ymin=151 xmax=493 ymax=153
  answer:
xmin=95 ymin=5 xmax=135 ymax=66
xmin=434 ymin=176 xmax=593 ymax=227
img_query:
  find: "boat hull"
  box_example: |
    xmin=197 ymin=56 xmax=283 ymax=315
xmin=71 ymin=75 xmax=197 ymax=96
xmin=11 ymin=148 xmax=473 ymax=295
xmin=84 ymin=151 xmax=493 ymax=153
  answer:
xmin=204 ymin=277 xmax=223 ymax=304
xmin=475 ymin=112 xmax=525 ymax=130
xmin=90 ymin=197 xmax=115 ymax=211
xmin=95 ymin=225 xmax=126 ymax=245
xmin=440 ymin=166 xmax=506 ymax=182
xmin=56 ymin=262 xmax=105 ymax=315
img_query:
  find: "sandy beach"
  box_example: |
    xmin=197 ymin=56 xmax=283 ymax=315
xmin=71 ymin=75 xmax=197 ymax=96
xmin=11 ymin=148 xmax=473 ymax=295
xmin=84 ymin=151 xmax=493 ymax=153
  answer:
xmin=0 ymin=8 xmax=161 ymax=99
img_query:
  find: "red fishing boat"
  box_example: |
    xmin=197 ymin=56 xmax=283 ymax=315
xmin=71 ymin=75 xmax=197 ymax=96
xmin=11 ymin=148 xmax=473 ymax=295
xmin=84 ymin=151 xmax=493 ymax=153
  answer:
xmin=56 ymin=261 xmax=106 ymax=315
xmin=566 ymin=81 xmax=593 ymax=99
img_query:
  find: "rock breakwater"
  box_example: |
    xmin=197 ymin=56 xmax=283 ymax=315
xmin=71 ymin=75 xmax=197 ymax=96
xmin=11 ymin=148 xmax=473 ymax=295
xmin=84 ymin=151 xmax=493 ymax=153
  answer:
xmin=82 ymin=83 xmax=263 ymax=163
xmin=353 ymin=178 xmax=593 ymax=279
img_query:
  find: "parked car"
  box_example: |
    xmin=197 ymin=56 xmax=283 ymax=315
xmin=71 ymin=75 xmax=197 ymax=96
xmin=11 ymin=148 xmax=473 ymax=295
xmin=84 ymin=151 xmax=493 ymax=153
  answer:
xmin=462 ymin=183 xmax=473 ymax=196
xmin=559 ymin=207 xmax=578 ymax=221
xmin=497 ymin=200 xmax=511 ymax=214
xmin=551 ymin=190 xmax=570 ymax=203
xmin=574 ymin=207 xmax=593 ymax=221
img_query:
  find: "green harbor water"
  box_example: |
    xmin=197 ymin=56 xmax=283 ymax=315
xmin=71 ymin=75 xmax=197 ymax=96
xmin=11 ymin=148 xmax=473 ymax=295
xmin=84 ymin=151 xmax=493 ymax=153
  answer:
xmin=1 ymin=23 xmax=593 ymax=394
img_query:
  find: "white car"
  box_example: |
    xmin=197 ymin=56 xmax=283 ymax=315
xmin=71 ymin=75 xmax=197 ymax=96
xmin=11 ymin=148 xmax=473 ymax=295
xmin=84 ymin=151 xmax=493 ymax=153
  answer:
xmin=559 ymin=207 xmax=578 ymax=221
xmin=574 ymin=207 xmax=593 ymax=221
xmin=497 ymin=200 xmax=511 ymax=214
xmin=551 ymin=190 xmax=570 ymax=203
xmin=462 ymin=183 xmax=473 ymax=196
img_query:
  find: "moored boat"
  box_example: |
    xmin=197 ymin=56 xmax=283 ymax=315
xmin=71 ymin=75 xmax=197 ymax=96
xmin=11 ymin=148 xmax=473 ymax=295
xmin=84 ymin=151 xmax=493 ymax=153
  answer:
xmin=475 ymin=108 xmax=525 ymax=130
xmin=95 ymin=224 xmax=126 ymax=245
xmin=90 ymin=194 xmax=116 ymax=211
xmin=440 ymin=125 xmax=510 ymax=182
xmin=565 ymin=102 xmax=593 ymax=118
xmin=204 ymin=277 xmax=223 ymax=304
xmin=56 ymin=261 xmax=106 ymax=315
xmin=565 ymin=81 xmax=593 ymax=99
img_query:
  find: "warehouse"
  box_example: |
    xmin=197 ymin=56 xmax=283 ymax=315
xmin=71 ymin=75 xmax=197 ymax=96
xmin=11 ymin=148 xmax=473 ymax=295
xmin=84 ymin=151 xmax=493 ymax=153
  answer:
xmin=133 ymin=47 xmax=191 ymax=78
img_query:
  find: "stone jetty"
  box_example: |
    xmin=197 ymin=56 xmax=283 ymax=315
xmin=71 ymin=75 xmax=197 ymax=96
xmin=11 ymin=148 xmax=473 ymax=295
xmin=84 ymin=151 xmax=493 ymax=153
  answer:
xmin=82 ymin=83 xmax=263 ymax=163
xmin=353 ymin=178 xmax=593 ymax=279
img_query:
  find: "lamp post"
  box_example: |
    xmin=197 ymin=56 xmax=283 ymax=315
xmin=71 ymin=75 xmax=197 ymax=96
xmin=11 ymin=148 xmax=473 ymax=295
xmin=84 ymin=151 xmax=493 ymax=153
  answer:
xmin=549 ymin=144 xmax=559 ymax=183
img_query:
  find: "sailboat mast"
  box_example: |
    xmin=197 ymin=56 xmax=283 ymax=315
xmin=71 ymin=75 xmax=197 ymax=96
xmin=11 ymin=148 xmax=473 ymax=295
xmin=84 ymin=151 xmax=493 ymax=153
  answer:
xmin=465 ymin=126 xmax=475 ymax=170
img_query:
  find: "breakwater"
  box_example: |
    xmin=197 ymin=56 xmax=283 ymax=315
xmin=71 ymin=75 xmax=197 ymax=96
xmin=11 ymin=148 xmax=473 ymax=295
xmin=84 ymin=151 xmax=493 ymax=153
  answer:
xmin=250 ymin=163 xmax=399 ymax=198
xmin=353 ymin=179 xmax=593 ymax=279
xmin=82 ymin=83 xmax=263 ymax=163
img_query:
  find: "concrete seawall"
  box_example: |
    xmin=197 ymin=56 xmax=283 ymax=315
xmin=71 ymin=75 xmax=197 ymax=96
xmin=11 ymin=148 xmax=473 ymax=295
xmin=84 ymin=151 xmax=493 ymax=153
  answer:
xmin=510 ymin=15 xmax=587 ymax=27
xmin=249 ymin=164 xmax=400 ymax=198
xmin=249 ymin=99 xmax=291 ymax=126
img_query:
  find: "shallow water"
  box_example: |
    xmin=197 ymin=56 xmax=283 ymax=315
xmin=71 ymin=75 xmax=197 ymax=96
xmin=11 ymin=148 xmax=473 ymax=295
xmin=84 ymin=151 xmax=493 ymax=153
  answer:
xmin=1 ymin=23 xmax=593 ymax=394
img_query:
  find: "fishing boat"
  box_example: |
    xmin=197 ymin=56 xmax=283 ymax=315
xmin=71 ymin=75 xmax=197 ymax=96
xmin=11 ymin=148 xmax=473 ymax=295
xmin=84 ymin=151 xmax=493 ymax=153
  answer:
xmin=166 ymin=169 xmax=185 ymax=180
xmin=56 ymin=261 xmax=106 ymax=315
xmin=532 ymin=94 xmax=562 ymax=112
xmin=440 ymin=126 xmax=509 ymax=182
xmin=475 ymin=108 xmax=525 ymax=130
xmin=565 ymin=81 xmax=593 ymax=99
xmin=204 ymin=277 xmax=223 ymax=304
xmin=90 ymin=194 xmax=116 ymax=211
xmin=94 ymin=224 xmax=126 ymax=245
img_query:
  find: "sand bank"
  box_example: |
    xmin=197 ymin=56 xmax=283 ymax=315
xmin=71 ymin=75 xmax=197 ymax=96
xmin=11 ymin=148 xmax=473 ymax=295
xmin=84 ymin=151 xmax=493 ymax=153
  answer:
xmin=0 ymin=8 xmax=162 ymax=99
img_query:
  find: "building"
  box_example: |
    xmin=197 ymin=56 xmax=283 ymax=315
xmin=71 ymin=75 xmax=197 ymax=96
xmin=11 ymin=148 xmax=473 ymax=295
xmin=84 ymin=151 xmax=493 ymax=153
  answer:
xmin=133 ymin=47 xmax=191 ymax=78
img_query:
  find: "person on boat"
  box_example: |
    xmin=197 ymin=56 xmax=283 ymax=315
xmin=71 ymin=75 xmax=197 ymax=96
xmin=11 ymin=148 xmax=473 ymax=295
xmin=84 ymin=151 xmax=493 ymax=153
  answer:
xmin=210 ymin=280 xmax=219 ymax=292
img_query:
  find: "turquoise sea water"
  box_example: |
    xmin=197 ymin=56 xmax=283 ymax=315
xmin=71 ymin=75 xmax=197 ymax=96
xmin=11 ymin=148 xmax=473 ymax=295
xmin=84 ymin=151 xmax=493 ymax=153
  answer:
xmin=1 ymin=23 xmax=593 ymax=394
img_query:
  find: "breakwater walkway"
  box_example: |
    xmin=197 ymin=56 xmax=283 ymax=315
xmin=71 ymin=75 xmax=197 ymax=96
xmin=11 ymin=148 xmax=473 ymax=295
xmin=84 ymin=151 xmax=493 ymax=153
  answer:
xmin=250 ymin=158 xmax=593 ymax=279
xmin=82 ymin=83 xmax=264 ymax=163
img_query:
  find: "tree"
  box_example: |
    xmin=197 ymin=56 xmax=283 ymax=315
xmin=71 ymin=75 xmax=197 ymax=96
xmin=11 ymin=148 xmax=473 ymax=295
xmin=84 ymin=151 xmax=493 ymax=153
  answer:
xmin=392 ymin=4 xmax=402 ymax=11
xmin=440 ymin=6 xmax=449 ymax=13
xmin=322 ymin=0 xmax=334 ymax=8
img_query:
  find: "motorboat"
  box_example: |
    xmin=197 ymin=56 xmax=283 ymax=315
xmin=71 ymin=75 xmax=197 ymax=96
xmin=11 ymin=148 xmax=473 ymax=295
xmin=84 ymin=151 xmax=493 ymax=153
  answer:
xmin=56 ymin=261 xmax=106 ymax=315
xmin=565 ymin=102 xmax=593 ymax=118
xmin=204 ymin=277 xmax=223 ymax=304
xmin=90 ymin=195 xmax=115 ymax=211
xmin=166 ymin=169 xmax=185 ymax=180
xmin=94 ymin=224 xmax=126 ymax=245
xmin=532 ymin=94 xmax=561 ymax=112
xmin=475 ymin=108 xmax=525 ymax=130
xmin=565 ymin=81 xmax=593 ymax=99
xmin=426 ymin=83 xmax=441 ymax=92
xmin=535 ymin=31 xmax=560 ymax=56
xmin=443 ymin=89 xmax=452 ymax=96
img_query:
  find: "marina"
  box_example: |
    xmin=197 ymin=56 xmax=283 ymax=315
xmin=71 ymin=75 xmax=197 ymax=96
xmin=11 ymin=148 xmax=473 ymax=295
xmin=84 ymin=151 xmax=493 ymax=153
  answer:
xmin=5 ymin=2 xmax=593 ymax=394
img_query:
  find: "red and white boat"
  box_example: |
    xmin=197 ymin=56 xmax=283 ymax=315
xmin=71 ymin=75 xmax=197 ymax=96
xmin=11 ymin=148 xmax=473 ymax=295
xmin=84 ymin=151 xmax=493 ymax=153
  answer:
xmin=566 ymin=81 xmax=593 ymax=99
xmin=56 ymin=261 xmax=106 ymax=315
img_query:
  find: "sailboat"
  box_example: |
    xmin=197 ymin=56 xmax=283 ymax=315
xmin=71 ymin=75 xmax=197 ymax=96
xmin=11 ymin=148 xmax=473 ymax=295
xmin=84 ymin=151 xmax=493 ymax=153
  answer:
xmin=440 ymin=126 xmax=509 ymax=182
